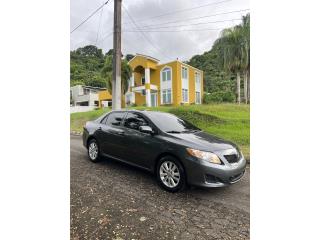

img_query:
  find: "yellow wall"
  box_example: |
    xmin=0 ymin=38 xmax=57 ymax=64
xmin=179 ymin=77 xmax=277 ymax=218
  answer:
xmin=135 ymin=92 xmax=146 ymax=106
xmin=98 ymin=90 xmax=125 ymax=108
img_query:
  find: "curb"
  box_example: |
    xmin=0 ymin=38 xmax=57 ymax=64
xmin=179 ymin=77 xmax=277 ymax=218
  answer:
xmin=71 ymin=131 xmax=82 ymax=136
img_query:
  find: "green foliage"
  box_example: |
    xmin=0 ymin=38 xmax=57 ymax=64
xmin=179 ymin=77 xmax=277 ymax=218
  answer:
xmin=70 ymin=45 xmax=133 ymax=90
xmin=203 ymin=91 xmax=236 ymax=103
xmin=70 ymin=45 xmax=106 ymax=88
xmin=188 ymin=14 xmax=250 ymax=102
xmin=101 ymin=55 xmax=132 ymax=94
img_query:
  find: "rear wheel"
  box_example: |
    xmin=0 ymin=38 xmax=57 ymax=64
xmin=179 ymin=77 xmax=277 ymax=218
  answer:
xmin=156 ymin=156 xmax=186 ymax=192
xmin=87 ymin=139 xmax=100 ymax=162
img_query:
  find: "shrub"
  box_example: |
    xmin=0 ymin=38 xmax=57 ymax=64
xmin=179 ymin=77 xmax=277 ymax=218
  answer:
xmin=203 ymin=91 xmax=236 ymax=103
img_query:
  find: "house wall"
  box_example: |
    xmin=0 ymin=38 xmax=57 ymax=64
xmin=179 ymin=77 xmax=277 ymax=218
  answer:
xmin=154 ymin=61 xmax=180 ymax=106
xmin=134 ymin=92 xmax=146 ymax=106
xmin=177 ymin=62 xmax=204 ymax=105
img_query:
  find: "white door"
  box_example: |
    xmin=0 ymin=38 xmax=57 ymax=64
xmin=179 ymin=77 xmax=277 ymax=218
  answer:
xmin=151 ymin=93 xmax=157 ymax=107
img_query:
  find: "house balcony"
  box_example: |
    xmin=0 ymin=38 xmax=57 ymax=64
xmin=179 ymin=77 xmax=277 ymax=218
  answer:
xmin=131 ymin=84 xmax=158 ymax=93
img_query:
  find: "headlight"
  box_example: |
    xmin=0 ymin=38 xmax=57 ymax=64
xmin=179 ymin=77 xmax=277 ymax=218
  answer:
xmin=186 ymin=148 xmax=222 ymax=164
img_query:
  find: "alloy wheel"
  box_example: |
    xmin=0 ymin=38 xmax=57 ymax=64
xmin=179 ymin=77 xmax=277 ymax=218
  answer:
xmin=88 ymin=142 xmax=98 ymax=160
xmin=159 ymin=161 xmax=180 ymax=188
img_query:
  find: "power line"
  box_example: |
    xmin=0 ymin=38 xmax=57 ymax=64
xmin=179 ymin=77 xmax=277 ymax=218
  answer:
xmin=126 ymin=18 xmax=242 ymax=31
xmin=136 ymin=9 xmax=250 ymax=29
xmin=123 ymin=4 xmax=172 ymax=61
xmin=124 ymin=28 xmax=225 ymax=33
xmin=70 ymin=0 xmax=111 ymax=34
xmin=95 ymin=1 xmax=105 ymax=45
xmin=123 ymin=0 xmax=232 ymax=25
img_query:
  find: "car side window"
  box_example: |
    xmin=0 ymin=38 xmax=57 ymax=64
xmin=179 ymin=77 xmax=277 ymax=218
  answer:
xmin=124 ymin=112 xmax=149 ymax=130
xmin=105 ymin=112 xmax=126 ymax=126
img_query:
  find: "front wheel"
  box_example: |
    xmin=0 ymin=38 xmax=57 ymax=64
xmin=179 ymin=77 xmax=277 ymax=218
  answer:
xmin=87 ymin=139 xmax=101 ymax=162
xmin=156 ymin=156 xmax=186 ymax=192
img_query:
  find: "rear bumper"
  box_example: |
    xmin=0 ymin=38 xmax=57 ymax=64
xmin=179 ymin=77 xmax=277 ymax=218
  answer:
xmin=184 ymin=155 xmax=247 ymax=188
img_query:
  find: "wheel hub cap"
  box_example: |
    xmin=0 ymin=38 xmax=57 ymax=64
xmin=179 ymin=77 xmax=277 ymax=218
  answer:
xmin=89 ymin=142 xmax=98 ymax=160
xmin=159 ymin=161 xmax=180 ymax=188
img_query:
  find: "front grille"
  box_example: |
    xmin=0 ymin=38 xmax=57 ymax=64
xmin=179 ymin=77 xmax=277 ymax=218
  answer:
xmin=224 ymin=154 xmax=239 ymax=163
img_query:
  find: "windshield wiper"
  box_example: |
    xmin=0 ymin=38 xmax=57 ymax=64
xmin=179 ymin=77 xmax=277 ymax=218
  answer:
xmin=182 ymin=129 xmax=200 ymax=133
xmin=166 ymin=130 xmax=182 ymax=134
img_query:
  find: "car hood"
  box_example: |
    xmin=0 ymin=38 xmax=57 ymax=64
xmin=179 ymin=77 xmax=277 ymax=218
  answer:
xmin=166 ymin=131 xmax=236 ymax=152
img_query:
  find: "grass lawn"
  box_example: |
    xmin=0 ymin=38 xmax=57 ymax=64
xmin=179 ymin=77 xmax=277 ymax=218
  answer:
xmin=70 ymin=104 xmax=250 ymax=160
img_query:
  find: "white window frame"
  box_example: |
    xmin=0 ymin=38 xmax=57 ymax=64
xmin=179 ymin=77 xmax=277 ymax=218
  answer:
xmin=181 ymin=65 xmax=189 ymax=103
xmin=195 ymin=71 xmax=201 ymax=104
xmin=160 ymin=66 xmax=172 ymax=104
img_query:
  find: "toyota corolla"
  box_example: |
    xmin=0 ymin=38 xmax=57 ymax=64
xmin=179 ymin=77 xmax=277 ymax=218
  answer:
xmin=83 ymin=110 xmax=246 ymax=192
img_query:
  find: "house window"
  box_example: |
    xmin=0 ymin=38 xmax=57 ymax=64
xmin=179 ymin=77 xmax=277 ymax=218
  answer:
xmin=161 ymin=67 xmax=172 ymax=104
xmin=181 ymin=66 xmax=189 ymax=103
xmin=141 ymin=76 xmax=145 ymax=85
xmin=161 ymin=67 xmax=171 ymax=82
xmin=195 ymin=71 xmax=201 ymax=104
xmin=182 ymin=66 xmax=188 ymax=79
xmin=162 ymin=89 xmax=172 ymax=104
xmin=182 ymin=89 xmax=188 ymax=102
xmin=196 ymin=92 xmax=201 ymax=104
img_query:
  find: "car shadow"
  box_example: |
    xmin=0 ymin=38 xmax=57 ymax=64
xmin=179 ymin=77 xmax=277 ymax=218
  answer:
xmin=94 ymin=155 xmax=242 ymax=196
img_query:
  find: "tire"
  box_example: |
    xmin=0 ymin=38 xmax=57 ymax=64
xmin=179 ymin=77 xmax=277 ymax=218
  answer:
xmin=87 ymin=139 xmax=101 ymax=163
xmin=156 ymin=156 xmax=186 ymax=192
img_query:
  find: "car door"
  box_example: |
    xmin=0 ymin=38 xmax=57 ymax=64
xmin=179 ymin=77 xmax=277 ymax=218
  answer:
xmin=96 ymin=111 xmax=127 ymax=159
xmin=122 ymin=112 xmax=162 ymax=169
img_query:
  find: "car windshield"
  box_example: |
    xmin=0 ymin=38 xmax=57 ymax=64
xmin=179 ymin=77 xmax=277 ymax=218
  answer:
xmin=145 ymin=112 xmax=201 ymax=133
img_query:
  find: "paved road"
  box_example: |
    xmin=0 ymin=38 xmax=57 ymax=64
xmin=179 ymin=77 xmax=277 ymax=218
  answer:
xmin=71 ymin=134 xmax=250 ymax=240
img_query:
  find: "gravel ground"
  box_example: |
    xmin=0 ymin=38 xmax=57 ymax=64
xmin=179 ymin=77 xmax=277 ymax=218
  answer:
xmin=71 ymin=134 xmax=250 ymax=240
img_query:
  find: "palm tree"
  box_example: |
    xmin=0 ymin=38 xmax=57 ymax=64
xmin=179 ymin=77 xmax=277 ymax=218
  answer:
xmin=215 ymin=14 xmax=250 ymax=104
xmin=101 ymin=55 xmax=132 ymax=95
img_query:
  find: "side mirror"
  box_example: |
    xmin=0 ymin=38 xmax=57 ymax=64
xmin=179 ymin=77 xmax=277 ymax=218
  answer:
xmin=139 ymin=126 xmax=154 ymax=134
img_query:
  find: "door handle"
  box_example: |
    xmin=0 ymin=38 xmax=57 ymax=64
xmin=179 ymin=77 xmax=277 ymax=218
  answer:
xmin=117 ymin=131 xmax=125 ymax=135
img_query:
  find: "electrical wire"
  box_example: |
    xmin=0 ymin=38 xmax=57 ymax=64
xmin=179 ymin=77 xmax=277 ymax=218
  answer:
xmin=126 ymin=18 xmax=242 ymax=31
xmin=123 ymin=0 xmax=232 ymax=25
xmin=136 ymin=9 xmax=250 ymax=29
xmin=123 ymin=4 xmax=172 ymax=61
xmin=71 ymin=0 xmax=111 ymax=34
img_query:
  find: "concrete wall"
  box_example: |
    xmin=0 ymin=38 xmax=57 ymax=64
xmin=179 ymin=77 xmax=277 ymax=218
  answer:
xmin=70 ymin=85 xmax=99 ymax=106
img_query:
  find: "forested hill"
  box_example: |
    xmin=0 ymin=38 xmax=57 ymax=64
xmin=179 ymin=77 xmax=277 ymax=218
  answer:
xmin=187 ymin=45 xmax=235 ymax=102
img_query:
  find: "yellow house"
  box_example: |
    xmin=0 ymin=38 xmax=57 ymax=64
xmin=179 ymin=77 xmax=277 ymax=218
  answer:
xmin=99 ymin=53 xmax=204 ymax=107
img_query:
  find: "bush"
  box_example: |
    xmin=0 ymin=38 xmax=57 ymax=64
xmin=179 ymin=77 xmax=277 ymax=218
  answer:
xmin=203 ymin=91 xmax=236 ymax=103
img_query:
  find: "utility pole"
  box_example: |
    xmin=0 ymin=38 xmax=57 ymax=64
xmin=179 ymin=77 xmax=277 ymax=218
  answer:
xmin=112 ymin=0 xmax=122 ymax=110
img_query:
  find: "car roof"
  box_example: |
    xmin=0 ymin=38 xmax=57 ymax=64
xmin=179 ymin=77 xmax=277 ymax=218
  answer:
xmin=108 ymin=109 xmax=171 ymax=116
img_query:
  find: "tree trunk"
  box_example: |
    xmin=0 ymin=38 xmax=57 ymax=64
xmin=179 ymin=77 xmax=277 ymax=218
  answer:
xmin=244 ymin=72 xmax=248 ymax=104
xmin=247 ymin=71 xmax=250 ymax=103
xmin=237 ymin=72 xmax=241 ymax=104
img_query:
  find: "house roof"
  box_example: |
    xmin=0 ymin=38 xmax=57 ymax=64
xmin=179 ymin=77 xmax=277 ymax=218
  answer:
xmin=82 ymin=85 xmax=107 ymax=90
xmin=128 ymin=53 xmax=160 ymax=64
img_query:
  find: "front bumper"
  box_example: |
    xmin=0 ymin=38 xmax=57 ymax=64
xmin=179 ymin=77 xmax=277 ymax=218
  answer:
xmin=184 ymin=152 xmax=247 ymax=187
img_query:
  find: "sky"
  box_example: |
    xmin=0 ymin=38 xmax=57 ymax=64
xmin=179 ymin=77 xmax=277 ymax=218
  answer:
xmin=70 ymin=0 xmax=250 ymax=63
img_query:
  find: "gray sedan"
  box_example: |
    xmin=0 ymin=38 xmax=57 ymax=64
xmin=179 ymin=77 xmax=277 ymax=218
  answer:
xmin=83 ymin=110 xmax=246 ymax=192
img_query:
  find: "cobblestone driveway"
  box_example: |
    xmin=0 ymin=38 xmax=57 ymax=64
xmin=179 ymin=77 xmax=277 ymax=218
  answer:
xmin=71 ymin=134 xmax=250 ymax=240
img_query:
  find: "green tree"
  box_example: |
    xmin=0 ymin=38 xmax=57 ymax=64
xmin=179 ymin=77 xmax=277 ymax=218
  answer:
xmin=215 ymin=14 xmax=250 ymax=104
xmin=101 ymin=55 xmax=132 ymax=94
xmin=188 ymin=13 xmax=250 ymax=104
